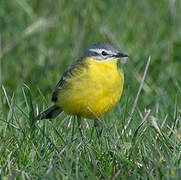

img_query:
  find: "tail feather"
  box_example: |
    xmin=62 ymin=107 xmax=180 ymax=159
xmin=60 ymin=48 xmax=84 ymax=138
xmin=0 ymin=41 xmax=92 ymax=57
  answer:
xmin=36 ymin=105 xmax=63 ymax=120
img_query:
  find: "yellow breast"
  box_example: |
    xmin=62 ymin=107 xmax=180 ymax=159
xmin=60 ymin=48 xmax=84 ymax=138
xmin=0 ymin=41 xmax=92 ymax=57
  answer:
xmin=56 ymin=57 xmax=124 ymax=119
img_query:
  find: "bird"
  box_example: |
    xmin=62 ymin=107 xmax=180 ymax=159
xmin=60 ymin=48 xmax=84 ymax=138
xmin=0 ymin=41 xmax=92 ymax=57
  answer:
xmin=36 ymin=42 xmax=128 ymax=142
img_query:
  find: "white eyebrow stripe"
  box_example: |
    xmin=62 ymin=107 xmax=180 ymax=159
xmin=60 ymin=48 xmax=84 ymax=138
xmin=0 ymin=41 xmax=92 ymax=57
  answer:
xmin=89 ymin=48 xmax=113 ymax=55
xmin=88 ymin=48 xmax=102 ymax=53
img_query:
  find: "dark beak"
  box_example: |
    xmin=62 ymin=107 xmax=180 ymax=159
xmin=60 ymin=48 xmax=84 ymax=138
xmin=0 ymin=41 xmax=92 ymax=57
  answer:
xmin=114 ymin=52 xmax=129 ymax=58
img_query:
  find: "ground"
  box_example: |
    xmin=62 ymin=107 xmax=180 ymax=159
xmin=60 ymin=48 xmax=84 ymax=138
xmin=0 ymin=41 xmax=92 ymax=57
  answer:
xmin=0 ymin=0 xmax=181 ymax=179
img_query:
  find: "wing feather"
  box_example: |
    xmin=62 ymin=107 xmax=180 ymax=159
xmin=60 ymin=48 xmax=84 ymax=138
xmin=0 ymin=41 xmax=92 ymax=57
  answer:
xmin=51 ymin=57 xmax=87 ymax=102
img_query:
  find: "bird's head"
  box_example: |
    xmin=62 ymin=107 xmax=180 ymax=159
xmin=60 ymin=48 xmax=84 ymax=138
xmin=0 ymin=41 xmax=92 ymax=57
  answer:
xmin=84 ymin=42 xmax=129 ymax=61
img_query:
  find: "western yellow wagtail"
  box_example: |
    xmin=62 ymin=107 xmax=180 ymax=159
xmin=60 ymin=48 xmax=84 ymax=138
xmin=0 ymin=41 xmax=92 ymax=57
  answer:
xmin=36 ymin=42 xmax=128 ymax=141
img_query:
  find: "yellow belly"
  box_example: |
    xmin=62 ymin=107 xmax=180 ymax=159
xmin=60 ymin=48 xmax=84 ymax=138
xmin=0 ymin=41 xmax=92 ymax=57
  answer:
xmin=56 ymin=57 xmax=124 ymax=119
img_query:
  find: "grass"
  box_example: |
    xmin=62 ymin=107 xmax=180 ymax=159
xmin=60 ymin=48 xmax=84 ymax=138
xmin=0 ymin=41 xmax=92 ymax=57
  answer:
xmin=0 ymin=0 xmax=181 ymax=179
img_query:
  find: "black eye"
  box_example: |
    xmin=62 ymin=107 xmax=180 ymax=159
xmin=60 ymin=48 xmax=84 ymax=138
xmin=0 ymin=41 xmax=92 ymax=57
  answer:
xmin=101 ymin=51 xmax=108 ymax=56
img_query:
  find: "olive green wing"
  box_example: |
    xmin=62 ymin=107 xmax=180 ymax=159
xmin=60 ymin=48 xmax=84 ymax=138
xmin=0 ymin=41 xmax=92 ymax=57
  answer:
xmin=51 ymin=57 xmax=87 ymax=102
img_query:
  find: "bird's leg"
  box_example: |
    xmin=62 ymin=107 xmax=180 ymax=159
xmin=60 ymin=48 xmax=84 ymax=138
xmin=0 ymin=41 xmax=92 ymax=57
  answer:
xmin=94 ymin=118 xmax=101 ymax=144
xmin=77 ymin=116 xmax=85 ymax=141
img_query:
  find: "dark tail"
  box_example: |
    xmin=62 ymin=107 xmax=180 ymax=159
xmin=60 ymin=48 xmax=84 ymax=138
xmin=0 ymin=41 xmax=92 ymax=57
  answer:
xmin=36 ymin=105 xmax=63 ymax=120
